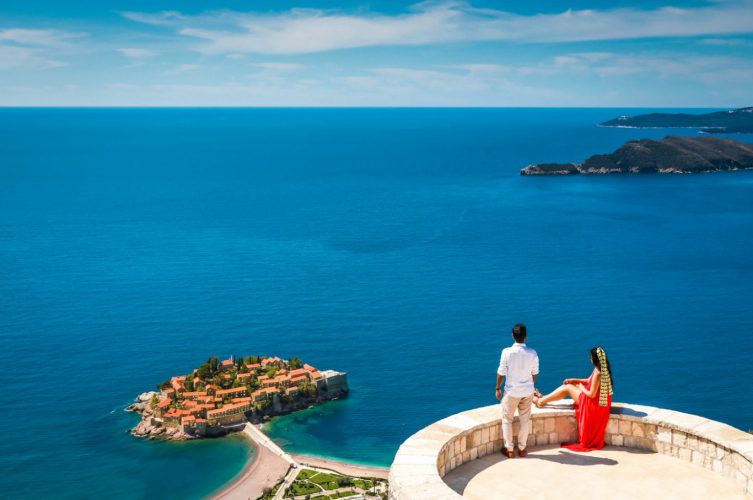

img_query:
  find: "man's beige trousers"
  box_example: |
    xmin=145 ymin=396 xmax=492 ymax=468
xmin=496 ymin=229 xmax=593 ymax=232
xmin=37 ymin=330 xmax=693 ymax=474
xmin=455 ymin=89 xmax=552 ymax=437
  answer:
xmin=501 ymin=394 xmax=532 ymax=450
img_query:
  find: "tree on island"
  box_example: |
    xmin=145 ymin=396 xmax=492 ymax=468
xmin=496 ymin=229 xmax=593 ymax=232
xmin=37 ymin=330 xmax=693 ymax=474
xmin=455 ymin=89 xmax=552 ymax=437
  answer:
xmin=298 ymin=381 xmax=316 ymax=397
xmin=196 ymin=363 xmax=212 ymax=381
xmin=209 ymin=356 xmax=219 ymax=373
xmin=289 ymin=357 xmax=303 ymax=369
xmin=184 ymin=377 xmax=195 ymax=392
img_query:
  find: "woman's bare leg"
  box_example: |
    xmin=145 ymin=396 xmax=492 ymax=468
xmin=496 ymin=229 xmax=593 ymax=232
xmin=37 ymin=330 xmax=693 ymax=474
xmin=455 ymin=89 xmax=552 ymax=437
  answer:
xmin=536 ymin=384 xmax=580 ymax=407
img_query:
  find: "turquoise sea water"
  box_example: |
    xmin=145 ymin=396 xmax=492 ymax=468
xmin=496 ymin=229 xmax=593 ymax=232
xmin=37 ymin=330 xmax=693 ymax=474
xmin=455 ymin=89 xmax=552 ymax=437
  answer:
xmin=1 ymin=108 xmax=753 ymax=499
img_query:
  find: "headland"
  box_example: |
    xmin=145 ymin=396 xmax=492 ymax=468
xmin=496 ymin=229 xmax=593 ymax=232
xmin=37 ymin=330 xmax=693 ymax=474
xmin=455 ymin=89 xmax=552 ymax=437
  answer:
xmin=600 ymin=107 xmax=753 ymax=134
xmin=520 ymin=136 xmax=753 ymax=175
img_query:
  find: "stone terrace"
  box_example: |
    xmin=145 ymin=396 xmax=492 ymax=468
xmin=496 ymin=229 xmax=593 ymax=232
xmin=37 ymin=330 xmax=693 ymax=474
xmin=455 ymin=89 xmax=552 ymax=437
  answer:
xmin=388 ymin=402 xmax=753 ymax=499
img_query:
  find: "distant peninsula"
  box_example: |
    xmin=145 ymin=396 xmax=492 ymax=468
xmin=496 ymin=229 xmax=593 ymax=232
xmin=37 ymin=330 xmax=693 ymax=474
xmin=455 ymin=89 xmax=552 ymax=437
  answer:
xmin=128 ymin=355 xmax=348 ymax=440
xmin=600 ymin=107 xmax=753 ymax=134
xmin=520 ymin=136 xmax=753 ymax=175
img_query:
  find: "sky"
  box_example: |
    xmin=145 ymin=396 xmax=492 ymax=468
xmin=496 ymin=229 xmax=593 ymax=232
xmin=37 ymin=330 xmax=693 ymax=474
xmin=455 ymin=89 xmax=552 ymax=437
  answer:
xmin=1 ymin=0 xmax=752 ymax=106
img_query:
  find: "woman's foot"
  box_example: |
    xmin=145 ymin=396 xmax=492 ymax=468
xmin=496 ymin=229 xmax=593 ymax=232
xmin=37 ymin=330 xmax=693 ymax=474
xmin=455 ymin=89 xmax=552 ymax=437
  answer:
xmin=533 ymin=396 xmax=545 ymax=408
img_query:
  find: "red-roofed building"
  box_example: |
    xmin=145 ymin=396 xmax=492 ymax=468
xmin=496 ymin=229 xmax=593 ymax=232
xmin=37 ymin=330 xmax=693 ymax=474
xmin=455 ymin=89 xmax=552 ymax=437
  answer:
xmin=262 ymin=356 xmax=284 ymax=368
xmin=156 ymin=398 xmax=172 ymax=409
xmin=155 ymin=398 xmax=172 ymax=416
xmin=183 ymin=391 xmax=208 ymax=400
xmin=206 ymin=401 xmax=252 ymax=423
xmin=215 ymin=387 xmax=247 ymax=398
xmin=170 ymin=378 xmax=185 ymax=393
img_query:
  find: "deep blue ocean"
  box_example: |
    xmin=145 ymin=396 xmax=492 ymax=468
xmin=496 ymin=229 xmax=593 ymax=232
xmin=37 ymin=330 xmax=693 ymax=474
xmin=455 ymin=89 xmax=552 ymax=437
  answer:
xmin=1 ymin=108 xmax=752 ymax=499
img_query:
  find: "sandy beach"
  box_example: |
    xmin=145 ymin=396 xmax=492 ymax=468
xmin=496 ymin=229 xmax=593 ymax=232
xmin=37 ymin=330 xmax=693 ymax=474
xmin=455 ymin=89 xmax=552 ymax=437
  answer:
xmin=213 ymin=433 xmax=291 ymax=500
xmin=213 ymin=424 xmax=389 ymax=499
xmin=291 ymin=454 xmax=389 ymax=479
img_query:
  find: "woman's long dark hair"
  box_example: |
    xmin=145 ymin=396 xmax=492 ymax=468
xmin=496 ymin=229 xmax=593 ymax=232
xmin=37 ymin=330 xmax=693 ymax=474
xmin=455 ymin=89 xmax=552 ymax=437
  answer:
xmin=590 ymin=347 xmax=614 ymax=390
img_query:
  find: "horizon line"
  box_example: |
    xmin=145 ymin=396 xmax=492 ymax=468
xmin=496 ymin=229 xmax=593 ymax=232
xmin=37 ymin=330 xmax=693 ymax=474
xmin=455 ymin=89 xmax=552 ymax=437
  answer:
xmin=0 ymin=105 xmax=741 ymax=110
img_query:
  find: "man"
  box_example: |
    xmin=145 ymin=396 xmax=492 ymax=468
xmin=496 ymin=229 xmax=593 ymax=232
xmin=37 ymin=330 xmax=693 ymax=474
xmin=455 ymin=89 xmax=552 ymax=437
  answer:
xmin=496 ymin=323 xmax=539 ymax=458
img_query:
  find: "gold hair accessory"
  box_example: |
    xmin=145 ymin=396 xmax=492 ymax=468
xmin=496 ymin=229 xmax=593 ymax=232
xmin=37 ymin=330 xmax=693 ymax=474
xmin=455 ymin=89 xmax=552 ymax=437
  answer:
xmin=596 ymin=347 xmax=613 ymax=407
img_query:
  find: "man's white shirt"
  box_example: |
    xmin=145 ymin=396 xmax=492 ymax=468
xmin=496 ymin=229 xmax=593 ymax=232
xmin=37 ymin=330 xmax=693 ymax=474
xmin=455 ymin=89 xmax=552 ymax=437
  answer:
xmin=497 ymin=343 xmax=539 ymax=397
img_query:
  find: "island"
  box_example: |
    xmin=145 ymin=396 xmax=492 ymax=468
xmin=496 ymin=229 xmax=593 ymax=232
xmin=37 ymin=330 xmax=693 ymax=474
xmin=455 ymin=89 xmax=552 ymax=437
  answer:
xmin=600 ymin=107 xmax=753 ymax=134
xmin=128 ymin=355 xmax=348 ymax=440
xmin=520 ymin=136 xmax=753 ymax=175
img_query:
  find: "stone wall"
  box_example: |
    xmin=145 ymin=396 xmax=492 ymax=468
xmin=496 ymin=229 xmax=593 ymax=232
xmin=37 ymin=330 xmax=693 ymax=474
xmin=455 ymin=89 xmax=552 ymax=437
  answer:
xmin=389 ymin=402 xmax=753 ymax=499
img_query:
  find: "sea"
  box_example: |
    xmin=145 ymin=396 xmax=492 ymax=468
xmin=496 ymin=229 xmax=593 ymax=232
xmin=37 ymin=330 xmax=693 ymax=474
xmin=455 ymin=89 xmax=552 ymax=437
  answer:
xmin=1 ymin=108 xmax=752 ymax=500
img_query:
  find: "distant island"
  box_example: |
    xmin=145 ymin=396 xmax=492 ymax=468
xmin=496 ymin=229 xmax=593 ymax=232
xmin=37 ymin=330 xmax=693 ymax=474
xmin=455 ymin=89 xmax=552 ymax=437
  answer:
xmin=600 ymin=107 xmax=753 ymax=134
xmin=128 ymin=355 xmax=348 ymax=440
xmin=520 ymin=136 xmax=753 ymax=176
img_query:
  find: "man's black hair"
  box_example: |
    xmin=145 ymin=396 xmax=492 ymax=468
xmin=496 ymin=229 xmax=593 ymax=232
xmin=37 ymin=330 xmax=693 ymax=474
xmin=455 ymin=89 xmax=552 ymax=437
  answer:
xmin=512 ymin=323 xmax=527 ymax=343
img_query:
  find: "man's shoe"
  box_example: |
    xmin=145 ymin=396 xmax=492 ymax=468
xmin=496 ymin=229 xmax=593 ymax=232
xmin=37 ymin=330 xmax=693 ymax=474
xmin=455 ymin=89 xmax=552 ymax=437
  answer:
xmin=518 ymin=448 xmax=527 ymax=458
xmin=501 ymin=447 xmax=514 ymax=458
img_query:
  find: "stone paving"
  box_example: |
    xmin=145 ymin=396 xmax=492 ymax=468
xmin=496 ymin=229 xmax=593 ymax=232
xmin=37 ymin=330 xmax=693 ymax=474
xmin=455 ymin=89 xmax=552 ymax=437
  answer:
xmin=444 ymin=445 xmax=749 ymax=499
xmin=389 ymin=402 xmax=753 ymax=499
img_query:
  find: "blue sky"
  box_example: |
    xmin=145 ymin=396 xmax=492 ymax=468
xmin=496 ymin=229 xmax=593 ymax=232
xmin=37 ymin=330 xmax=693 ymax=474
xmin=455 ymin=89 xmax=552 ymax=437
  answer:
xmin=1 ymin=0 xmax=752 ymax=106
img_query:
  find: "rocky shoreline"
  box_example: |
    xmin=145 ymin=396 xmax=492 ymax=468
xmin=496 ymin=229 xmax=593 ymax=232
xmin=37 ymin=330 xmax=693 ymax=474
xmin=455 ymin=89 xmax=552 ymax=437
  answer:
xmin=127 ymin=392 xmax=197 ymax=440
xmin=127 ymin=391 xmax=347 ymax=441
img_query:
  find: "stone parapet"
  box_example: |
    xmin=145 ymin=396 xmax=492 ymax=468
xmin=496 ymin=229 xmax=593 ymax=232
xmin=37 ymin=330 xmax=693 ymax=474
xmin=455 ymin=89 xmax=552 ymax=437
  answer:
xmin=388 ymin=402 xmax=753 ymax=499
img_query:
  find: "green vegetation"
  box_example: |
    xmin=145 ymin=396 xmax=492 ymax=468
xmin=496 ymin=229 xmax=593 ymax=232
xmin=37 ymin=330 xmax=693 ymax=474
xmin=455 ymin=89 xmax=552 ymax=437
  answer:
xmin=283 ymin=469 xmax=386 ymax=499
xmin=288 ymin=480 xmax=320 ymax=496
xmin=298 ymin=381 xmax=316 ymax=397
xmin=330 ymin=492 xmax=360 ymax=499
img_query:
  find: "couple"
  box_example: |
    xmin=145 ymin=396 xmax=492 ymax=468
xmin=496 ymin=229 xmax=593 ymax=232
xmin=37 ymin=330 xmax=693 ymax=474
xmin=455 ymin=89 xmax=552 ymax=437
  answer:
xmin=495 ymin=323 xmax=614 ymax=458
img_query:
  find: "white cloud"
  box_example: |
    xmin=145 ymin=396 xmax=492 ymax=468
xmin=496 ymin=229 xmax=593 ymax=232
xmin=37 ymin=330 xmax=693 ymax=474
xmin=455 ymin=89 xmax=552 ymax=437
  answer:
xmin=117 ymin=47 xmax=156 ymax=58
xmin=0 ymin=28 xmax=84 ymax=69
xmin=0 ymin=28 xmax=85 ymax=47
xmin=122 ymin=1 xmax=753 ymax=55
xmin=0 ymin=45 xmax=66 ymax=69
xmin=698 ymin=37 xmax=752 ymax=46
xmin=121 ymin=11 xmax=186 ymax=26
xmin=550 ymin=51 xmax=751 ymax=80
xmin=253 ymin=62 xmax=304 ymax=71
xmin=176 ymin=63 xmax=201 ymax=72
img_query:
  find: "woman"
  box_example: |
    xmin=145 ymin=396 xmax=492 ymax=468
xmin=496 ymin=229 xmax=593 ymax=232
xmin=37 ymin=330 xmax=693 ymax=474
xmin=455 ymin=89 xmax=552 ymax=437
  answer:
xmin=533 ymin=347 xmax=614 ymax=452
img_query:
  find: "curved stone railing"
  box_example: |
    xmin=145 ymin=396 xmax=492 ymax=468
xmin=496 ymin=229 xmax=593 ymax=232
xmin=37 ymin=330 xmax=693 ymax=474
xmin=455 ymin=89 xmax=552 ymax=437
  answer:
xmin=388 ymin=402 xmax=753 ymax=499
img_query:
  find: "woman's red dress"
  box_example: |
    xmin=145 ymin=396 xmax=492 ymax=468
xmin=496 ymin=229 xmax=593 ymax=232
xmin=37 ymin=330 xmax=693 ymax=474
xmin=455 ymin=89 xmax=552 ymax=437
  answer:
xmin=562 ymin=371 xmax=612 ymax=452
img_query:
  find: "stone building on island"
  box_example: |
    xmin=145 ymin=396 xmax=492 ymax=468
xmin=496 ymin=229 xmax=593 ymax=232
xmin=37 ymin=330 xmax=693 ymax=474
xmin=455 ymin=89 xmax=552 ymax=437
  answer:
xmin=134 ymin=355 xmax=348 ymax=439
